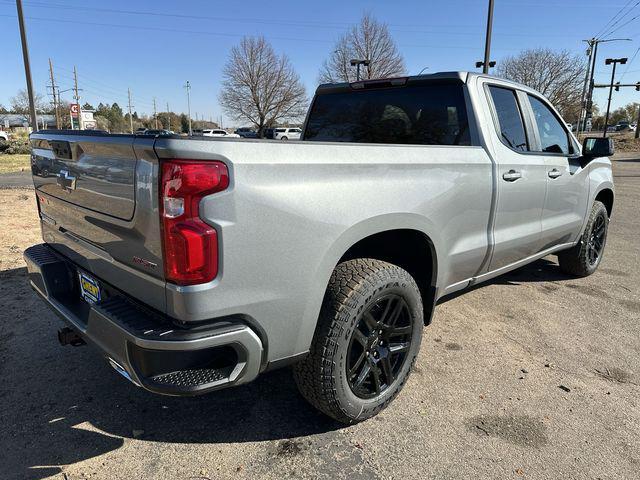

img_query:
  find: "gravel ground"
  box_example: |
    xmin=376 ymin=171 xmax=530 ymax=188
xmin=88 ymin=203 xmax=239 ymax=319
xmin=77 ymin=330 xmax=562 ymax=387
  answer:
xmin=0 ymin=157 xmax=638 ymax=479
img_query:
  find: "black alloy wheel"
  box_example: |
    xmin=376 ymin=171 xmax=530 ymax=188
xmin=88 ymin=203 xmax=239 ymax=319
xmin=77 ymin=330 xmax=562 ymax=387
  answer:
xmin=346 ymin=294 xmax=412 ymax=399
xmin=586 ymin=212 xmax=607 ymax=266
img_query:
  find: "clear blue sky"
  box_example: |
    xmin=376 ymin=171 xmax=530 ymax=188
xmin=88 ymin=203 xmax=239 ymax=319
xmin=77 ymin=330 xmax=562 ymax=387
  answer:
xmin=1 ymin=0 xmax=640 ymax=126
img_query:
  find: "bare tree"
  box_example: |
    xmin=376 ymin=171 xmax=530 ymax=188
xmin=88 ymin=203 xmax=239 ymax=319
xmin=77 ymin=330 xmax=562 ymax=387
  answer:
xmin=496 ymin=48 xmax=586 ymax=120
xmin=319 ymin=13 xmax=406 ymax=83
xmin=10 ymin=89 xmax=48 ymax=123
xmin=219 ymin=36 xmax=307 ymax=135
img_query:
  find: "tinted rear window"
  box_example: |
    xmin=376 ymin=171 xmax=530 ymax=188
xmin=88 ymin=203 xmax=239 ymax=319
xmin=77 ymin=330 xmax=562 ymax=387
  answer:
xmin=304 ymin=83 xmax=471 ymax=146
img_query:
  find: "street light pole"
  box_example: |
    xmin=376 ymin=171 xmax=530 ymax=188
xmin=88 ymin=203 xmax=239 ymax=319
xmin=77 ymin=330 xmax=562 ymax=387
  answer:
xmin=16 ymin=0 xmax=38 ymax=131
xmin=350 ymin=59 xmax=370 ymax=81
xmin=184 ymin=81 xmax=192 ymax=136
xmin=127 ymin=88 xmax=134 ymax=134
xmin=603 ymin=57 xmax=627 ymax=137
xmin=482 ymin=0 xmax=495 ymax=74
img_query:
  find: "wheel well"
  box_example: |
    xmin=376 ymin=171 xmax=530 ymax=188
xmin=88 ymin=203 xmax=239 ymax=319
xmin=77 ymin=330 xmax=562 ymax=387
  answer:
xmin=595 ymin=189 xmax=614 ymax=217
xmin=339 ymin=229 xmax=437 ymax=325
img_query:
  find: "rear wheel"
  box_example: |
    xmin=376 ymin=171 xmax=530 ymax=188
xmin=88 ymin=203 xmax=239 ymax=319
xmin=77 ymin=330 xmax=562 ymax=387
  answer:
xmin=280 ymin=136 xmax=288 ymax=141
xmin=293 ymin=258 xmax=423 ymax=424
xmin=558 ymin=200 xmax=609 ymax=277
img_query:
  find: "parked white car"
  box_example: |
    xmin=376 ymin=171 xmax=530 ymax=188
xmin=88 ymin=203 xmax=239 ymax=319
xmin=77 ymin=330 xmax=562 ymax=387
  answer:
xmin=273 ymin=127 xmax=301 ymax=140
xmin=0 ymin=131 xmax=9 ymax=143
xmin=201 ymin=129 xmax=240 ymax=138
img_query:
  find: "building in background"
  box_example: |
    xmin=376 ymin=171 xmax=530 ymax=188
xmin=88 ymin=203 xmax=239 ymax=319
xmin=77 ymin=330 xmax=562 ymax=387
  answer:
xmin=0 ymin=113 xmax=56 ymax=133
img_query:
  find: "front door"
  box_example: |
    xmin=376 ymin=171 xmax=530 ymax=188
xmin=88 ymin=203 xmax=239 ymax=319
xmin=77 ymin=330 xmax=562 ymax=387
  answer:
xmin=525 ymin=94 xmax=590 ymax=248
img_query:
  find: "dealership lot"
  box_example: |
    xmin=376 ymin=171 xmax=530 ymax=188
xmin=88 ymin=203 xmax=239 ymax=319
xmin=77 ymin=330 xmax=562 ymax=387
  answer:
xmin=0 ymin=157 xmax=638 ymax=480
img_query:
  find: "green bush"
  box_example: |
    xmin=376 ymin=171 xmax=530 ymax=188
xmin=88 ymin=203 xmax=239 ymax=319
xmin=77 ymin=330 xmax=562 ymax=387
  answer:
xmin=0 ymin=137 xmax=31 ymax=155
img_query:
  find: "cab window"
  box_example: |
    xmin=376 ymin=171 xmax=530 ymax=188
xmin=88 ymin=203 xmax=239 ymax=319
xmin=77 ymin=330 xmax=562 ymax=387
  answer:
xmin=528 ymin=95 xmax=571 ymax=155
xmin=488 ymin=86 xmax=528 ymax=152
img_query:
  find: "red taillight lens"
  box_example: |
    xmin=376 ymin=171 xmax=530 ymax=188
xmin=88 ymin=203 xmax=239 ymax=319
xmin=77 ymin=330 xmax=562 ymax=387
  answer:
xmin=160 ymin=160 xmax=229 ymax=285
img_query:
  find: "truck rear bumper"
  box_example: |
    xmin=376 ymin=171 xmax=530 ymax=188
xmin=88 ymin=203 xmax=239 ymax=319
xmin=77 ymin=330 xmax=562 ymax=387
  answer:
xmin=23 ymin=243 xmax=263 ymax=396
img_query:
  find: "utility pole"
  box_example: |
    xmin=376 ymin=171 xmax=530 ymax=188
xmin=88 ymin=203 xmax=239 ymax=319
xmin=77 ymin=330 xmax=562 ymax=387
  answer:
xmin=576 ymin=40 xmax=594 ymax=136
xmin=73 ymin=66 xmax=84 ymax=130
xmin=153 ymin=98 xmax=158 ymax=129
xmin=166 ymin=102 xmax=171 ymax=132
xmin=603 ymin=57 xmax=627 ymax=137
xmin=127 ymin=88 xmax=134 ymax=134
xmin=184 ymin=80 xmax=192 ymax=136
xmin=16 ymin=0 xmax=38 ymax=131
xmin=48 ymin=58 xmax=60 ymax=129
xmin=582 ymin=38 xmax=631 ymax=133
xmin=482 ymin=0 xmax=495 ymax=74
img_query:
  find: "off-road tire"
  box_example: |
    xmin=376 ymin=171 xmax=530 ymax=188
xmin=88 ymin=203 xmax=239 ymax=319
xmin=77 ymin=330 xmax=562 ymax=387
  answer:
xmin=293 ymin=258 xmax=423 ymax=424
xmin=558 ymin=200 xmax=609 ymax=277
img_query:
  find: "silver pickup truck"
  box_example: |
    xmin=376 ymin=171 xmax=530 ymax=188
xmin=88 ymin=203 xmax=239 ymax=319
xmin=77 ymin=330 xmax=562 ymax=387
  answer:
xmin=24 ymin=72 xmax=614 ymax=424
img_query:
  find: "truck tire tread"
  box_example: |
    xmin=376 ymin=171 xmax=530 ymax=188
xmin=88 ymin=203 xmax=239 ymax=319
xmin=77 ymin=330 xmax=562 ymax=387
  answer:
xmin=293 ymin=258 xmax=422 ymax=424
xmin=558 ymin=200 xmax=608 ymax=277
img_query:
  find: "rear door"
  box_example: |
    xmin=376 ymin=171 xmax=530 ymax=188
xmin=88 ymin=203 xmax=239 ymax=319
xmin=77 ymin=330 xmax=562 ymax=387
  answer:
xmin=524 ymin=94 xmax=590 ymax=247
xmin=484 ymin=84 xmax=547 ymax=270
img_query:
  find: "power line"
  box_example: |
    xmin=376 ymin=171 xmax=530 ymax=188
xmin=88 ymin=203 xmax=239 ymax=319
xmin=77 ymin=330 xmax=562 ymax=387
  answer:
xmin=0 ymin=13 xmax=525 ymax=52
xmin=55 ymin=66 xmax=156 ymax=107
xmin=54 ymin=68 xmax=157 ymax=112
xmin=620 ymin=47 xmax=640 ymax=81
xmin=602 ymin=11 xmax=640 ymax=39
xmin=595 ymin=0 xmax=637 ymax=38
xmin=0 ymin=0 xmax=589 ymax=39
xmin=0 ymin=0 xmax=491 ymax=31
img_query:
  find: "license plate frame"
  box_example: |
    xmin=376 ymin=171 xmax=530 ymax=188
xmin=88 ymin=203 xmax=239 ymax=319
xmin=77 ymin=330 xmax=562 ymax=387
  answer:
xmin=78 ymin=271 xmax=101 ymax=304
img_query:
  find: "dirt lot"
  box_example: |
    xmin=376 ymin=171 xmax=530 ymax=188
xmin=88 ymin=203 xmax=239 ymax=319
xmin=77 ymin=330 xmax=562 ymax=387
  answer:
xmin=1 ymin=157 xmax=639 ymax=479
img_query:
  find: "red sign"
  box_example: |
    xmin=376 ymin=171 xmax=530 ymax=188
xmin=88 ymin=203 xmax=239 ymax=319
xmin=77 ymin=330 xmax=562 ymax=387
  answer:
xmin=70 ymin=103 xmax=80 ymax=117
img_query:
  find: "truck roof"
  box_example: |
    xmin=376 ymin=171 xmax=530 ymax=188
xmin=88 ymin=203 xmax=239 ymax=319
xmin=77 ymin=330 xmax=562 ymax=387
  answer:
xmin=315 ymin=71 xmax=525 ymax=94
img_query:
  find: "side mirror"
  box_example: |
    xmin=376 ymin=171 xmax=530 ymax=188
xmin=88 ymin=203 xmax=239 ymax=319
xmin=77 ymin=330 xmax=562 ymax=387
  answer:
xmin=582 ymin=137 xmax=614 ymax=159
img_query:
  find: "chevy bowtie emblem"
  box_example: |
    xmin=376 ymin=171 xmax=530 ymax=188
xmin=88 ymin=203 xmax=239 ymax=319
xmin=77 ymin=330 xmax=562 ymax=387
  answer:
xmin=57 ymin=170 xmax=77 ymax=191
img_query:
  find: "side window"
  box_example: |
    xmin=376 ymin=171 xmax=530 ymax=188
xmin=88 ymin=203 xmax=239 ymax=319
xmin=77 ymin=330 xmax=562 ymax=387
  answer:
xmin=488 ymin=86 xmax=528 ymax=152
xmin=528 ymin=95 xmax=570 ymax=155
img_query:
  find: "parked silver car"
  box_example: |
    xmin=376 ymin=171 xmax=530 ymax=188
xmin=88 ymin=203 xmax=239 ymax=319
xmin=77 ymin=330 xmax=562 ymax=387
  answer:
xmin=25 ymin=72 xmax=613 ymax=423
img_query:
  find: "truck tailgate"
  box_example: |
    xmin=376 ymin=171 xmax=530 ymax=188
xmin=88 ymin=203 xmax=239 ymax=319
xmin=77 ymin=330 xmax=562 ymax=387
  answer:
xmin=30 ymin=132 xmax=166 ymax=313
xmin=32 ymin=133 xmax=138 ymax=219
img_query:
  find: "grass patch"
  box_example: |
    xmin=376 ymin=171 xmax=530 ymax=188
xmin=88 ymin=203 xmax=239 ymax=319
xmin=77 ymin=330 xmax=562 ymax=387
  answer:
xmin=0 ymin=154 xmax=31 ymax=174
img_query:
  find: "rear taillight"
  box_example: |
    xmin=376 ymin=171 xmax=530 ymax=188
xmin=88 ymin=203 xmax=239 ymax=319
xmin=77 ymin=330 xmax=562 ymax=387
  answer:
xmin=160 ymin=159 xmax=229 ymax=285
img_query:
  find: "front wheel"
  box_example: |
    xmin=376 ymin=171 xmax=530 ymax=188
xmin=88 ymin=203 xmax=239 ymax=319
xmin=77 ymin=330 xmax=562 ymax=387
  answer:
xmin=558 ymin=200 xmax=609 ymax=277
xmin=293 ymin=258 xmax=423 ymax=424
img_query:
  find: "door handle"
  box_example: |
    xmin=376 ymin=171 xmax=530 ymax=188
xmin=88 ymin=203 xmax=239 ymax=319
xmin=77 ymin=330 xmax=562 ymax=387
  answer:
xmin=548 ymin=168 xmax=563 ymax=179
xmin=502 ymin=169 xmax=522 ymax=182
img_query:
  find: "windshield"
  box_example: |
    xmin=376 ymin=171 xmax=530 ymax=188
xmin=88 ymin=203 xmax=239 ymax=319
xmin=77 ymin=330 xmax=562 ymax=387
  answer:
xmin=304 ymin=83 xmax=470 ymax=146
